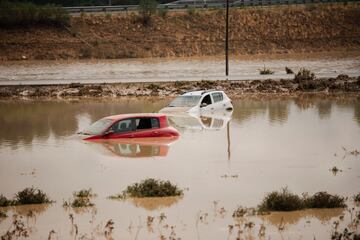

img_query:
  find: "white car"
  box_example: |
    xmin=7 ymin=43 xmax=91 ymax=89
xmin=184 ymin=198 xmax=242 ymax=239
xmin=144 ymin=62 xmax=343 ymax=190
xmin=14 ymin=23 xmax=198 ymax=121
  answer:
xmin=160 ymin=90 xmax=233 ymax=114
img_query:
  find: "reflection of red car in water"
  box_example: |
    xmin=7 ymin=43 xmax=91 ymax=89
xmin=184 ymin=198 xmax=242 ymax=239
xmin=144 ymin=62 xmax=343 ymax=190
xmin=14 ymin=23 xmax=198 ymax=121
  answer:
xmin=88 ymin=138 xmax=177 ymax=158
xmin=80 ymin=113 xmax=180 ymax=140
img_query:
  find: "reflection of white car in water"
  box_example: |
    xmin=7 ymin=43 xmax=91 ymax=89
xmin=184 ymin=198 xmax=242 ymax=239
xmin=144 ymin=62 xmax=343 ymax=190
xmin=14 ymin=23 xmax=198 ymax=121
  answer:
xmin=160 ymin=90 xmax=233 ymax=114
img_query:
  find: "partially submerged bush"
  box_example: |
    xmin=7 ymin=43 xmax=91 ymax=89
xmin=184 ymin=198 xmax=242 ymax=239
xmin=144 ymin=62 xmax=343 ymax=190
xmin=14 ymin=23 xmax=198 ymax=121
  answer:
xmin=258 ymin=188 xmax=347 ymax=212
xmin=304 ymin=192 xmax=346 ymax=208
xmin=15 ymin=187 xmax=52 ymax=205
xmin=258 ymin=188 xmax=304 ymax=211
xmin=73 ymin=188 xmax=96 ymax=198
xmin=0 ymin=195 xmax=13 ymax=207
xmin=1 ymin=188 xmax=52 ymax=206
xmin=63 ymin=188 xmax=96 ymax=208
xmin=259 ymin=66 xmax=274 ymax=75
xmin=0 ymin=0 xmax=70 ymax=27
xmin=117 ymin=178 xmax=183 ymax=198
xmin=69 ymin=197 xmax=94 ymax=208
xmin=294 ymin=68 xmax=315 ymax=82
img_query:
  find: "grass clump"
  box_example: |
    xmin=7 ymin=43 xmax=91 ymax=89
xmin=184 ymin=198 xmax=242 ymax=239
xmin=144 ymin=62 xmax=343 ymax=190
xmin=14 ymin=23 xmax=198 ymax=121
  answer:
xmin=259 ymin=66 xmax=274 ymax=75
xmin=0 ymin=0 xmax=70 ymax=27
xmin=114 ymin=178 xmax=183 ymax=198
xmin=258 ymin=187 xmax=304 ymax=211
xmin=294 ymin=67 xmax=315 ymax=82
xmin=304 ymin=192 xmax=346 ymax=208
xmin=258 ymin=188 xmax=347 ymax=212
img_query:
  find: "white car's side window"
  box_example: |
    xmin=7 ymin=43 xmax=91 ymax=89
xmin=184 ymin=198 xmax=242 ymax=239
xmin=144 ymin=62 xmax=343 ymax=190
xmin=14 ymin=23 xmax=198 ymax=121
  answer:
xmin=211 ymin=92 xmax=223 ymax=103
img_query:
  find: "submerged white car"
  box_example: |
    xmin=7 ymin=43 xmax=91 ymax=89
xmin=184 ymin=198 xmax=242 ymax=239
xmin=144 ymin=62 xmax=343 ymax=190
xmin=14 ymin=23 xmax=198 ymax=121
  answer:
xmin=160 ymin=90 xmax=233 ymax=114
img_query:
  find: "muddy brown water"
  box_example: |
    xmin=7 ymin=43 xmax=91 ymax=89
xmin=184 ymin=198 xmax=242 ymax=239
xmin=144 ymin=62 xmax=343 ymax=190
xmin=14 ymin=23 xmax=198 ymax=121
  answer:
xmin=0 ymin=96 xmax=359 ymax=239
xmin=0 ymin=54 xmax=360 ymax=85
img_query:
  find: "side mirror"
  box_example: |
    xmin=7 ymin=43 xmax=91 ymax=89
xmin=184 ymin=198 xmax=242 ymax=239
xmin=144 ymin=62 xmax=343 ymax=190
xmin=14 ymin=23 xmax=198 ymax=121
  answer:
xmin=200 ymin=103 xmax=207 ymax=108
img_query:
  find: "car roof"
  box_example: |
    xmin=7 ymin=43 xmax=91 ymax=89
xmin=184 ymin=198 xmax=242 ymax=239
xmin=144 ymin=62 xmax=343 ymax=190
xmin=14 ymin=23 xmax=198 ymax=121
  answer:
xmin=103 ymin=113 xmax=166 ymax=121
xmin=182 ymin=90 xmax=224 ymax=96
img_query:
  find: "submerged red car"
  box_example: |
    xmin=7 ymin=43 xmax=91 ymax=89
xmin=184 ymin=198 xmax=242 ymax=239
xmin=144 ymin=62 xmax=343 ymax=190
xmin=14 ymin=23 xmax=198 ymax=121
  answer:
xmin=80 ymin=113 xmax=180 ymax=140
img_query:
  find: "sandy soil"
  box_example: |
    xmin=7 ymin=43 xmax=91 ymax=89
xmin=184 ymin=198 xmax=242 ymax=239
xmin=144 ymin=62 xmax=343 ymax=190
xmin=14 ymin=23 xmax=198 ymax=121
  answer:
xmin=0 ymin=3 xmax=359 ymax=61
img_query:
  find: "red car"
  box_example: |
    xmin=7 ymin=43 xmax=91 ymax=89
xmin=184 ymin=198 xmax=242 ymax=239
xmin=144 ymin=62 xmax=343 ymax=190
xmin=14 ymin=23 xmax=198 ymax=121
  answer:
xmin=80 ymin=113 xmax=180 ymax=140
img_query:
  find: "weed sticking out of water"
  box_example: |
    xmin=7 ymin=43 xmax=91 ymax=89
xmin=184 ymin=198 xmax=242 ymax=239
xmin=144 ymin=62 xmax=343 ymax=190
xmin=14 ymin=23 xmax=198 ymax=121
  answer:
xmin=0 ymin=210 xmax=7 ymax=218
xmin=259 ymin=66 xmax=274 ymax=75
xmin=257 ymin=188 xmax=347 ymax=212
xmin=342 ymin=146 xmax=360 ymax=158
xmin=1 ymin=215 xmax=29 ymax=239
xmin=104 ymin=219 xmax=114 ymax=237
xmin=112 ymin=178 xmax=183 ymax=198
xmin=232 ymin=206 xmax=257 ymax=218
xmin=73 ymin=188 xmax=96 ymax=198
xmin=285 ymin=67 xmax=294 ymax=74
xmin=354 ymin=193 xmax=360 ymax=202
xmin=258 ymin=187 xmax=304 ymax=211
xmin=294 ymin=68 xmax=316 ymax=82
xmin=331 ymin=166 xmax=342 ymax=175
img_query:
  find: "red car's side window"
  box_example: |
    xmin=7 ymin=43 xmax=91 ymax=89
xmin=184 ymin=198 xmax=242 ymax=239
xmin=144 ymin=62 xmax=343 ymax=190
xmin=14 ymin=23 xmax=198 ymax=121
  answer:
xmin=135 ymin=117 xmax=160 ymax=131
xmin=110 ymin=119 xmax=134 ymax=134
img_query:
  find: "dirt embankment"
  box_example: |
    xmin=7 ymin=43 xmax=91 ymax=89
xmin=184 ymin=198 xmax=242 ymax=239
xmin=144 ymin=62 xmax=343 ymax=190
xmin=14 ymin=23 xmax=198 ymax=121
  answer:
xmin=0 ymin=3 xmax=360 ymax=61
xmin=0 ymin=75 xmax=359 ymax=98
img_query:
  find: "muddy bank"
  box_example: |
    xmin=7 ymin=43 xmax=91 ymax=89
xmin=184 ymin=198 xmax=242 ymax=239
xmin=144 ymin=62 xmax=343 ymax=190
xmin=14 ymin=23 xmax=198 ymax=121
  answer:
xmin=0 ymin=3 xmax=360 ymax=61
xmin=0 ymin=74 xmax=359 ymax=98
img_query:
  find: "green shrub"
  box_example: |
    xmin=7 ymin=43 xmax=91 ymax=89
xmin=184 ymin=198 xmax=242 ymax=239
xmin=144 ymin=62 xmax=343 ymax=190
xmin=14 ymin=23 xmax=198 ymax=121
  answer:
xmin=294 ymin=68 xmax=315 ymax=82
xmin=0 ymin=0 xmax=70 ymax=27
xmin=138 ymin=0 xmax=157 ymax=25
xmin=14 ymin=187 xmax=52 ymax=205
xmin=157 ymin=8 xmax=168 ymax=18
xmin=121 ymin=178 xmax=183 ymax=198
xmin=304 ymin=192 xmax=346 ymax=208
xmin=258 ymin=188 xmax=304 ymax=211
xmin=187 ymin=7 xmax=197 ymax=16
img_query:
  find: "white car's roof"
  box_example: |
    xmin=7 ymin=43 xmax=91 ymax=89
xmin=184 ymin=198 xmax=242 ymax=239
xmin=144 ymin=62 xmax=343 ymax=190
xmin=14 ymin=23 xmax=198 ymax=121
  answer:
xmin=182 ymin=90 xmax=223 ymax=96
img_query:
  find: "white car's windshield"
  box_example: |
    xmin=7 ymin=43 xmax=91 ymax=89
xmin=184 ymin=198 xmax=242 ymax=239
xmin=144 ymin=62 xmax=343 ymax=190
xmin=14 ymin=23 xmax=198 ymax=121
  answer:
xmin=168 ymin=95 xmax=201 ymax=107
xmin=82 ymin=118 xmax=113 ymax=135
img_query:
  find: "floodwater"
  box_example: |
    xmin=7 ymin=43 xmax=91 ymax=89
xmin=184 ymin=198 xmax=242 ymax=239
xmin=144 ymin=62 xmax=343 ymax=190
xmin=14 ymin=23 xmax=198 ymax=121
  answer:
xmin=0 ymin=96 xmax=360 ymax=239
xmin=0 ymin=54 xmax=360 ymax=85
